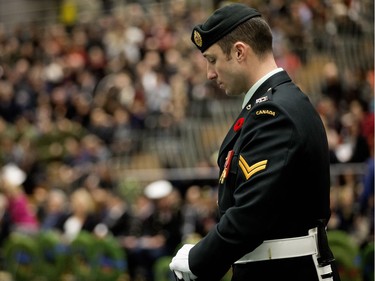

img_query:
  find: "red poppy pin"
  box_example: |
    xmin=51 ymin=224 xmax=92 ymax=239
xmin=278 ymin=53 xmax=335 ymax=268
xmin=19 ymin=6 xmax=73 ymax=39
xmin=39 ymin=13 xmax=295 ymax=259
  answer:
xmin=234 ymin=117 xmax=245 ymax=132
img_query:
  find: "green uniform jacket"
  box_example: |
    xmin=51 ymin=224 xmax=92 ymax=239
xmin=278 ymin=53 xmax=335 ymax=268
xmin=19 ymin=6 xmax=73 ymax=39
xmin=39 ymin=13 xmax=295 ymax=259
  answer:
xmin=189 ymin=71 xmax=331 ymax=280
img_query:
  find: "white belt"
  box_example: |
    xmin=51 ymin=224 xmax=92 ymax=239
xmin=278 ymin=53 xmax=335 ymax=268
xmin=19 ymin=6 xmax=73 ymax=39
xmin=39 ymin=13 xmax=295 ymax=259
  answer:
xmin=235 ymin=228 xmax=318 ymax=264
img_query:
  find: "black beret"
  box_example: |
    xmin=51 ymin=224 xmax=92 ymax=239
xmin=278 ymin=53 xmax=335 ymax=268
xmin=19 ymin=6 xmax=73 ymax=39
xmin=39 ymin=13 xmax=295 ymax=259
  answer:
xmin=191 ymin=3 xmax=261 ymax=52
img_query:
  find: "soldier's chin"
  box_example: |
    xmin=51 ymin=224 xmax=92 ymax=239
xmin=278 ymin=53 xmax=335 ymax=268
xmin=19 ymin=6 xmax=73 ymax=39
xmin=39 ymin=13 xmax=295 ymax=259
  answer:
xmin=224 ymin=88 xmax=231 ymax=96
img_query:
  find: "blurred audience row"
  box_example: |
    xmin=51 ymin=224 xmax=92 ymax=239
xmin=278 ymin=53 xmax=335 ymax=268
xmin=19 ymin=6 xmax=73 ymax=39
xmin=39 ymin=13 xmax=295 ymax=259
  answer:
xmin=0 ymin=165 xmax=217 ymax=280
xmin=0 ymin=161 xmax=373 ymax=280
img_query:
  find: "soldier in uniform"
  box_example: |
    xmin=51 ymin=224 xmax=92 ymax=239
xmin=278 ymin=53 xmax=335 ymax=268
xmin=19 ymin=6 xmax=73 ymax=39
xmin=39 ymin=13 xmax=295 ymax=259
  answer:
xmin=169 ymin=3 xmax=341 ymax=281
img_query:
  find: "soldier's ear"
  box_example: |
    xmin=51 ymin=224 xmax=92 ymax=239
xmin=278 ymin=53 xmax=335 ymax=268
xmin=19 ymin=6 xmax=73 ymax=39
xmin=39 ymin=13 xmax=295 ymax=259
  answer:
xmin=233 ymin=42 xmax=246 ymax=61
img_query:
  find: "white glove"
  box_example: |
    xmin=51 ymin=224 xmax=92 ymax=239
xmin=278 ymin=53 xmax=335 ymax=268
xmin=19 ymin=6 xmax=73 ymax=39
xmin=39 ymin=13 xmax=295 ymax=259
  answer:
xmin=169 ymin=244 xmax=197 ymax=281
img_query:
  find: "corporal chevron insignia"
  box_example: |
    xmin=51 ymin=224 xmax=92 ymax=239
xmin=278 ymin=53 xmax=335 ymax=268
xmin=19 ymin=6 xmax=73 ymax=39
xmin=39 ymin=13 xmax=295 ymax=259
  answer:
xmin=239 ymin=155 xmax=268 ymax=180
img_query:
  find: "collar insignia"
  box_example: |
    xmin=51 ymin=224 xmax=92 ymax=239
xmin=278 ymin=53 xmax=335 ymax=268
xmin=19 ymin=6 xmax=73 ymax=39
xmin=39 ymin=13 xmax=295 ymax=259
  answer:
xmin=256 ymin=96 xmax=268 ymax=104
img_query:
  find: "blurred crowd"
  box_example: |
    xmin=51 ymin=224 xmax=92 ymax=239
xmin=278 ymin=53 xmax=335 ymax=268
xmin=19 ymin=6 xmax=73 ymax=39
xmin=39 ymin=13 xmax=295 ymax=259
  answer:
xmin=0 ymin=0 xmax=373 ymax=280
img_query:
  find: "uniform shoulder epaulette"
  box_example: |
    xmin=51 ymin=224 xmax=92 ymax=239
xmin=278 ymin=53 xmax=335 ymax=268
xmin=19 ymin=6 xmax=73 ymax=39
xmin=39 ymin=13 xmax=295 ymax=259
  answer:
xmin=251 ymin=89 xmax=278 ymax=119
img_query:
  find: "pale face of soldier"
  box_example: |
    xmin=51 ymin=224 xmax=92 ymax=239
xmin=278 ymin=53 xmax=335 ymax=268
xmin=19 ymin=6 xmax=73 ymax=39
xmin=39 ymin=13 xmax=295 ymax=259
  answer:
xmin=203 ymin=44 xmax=248 ymax=97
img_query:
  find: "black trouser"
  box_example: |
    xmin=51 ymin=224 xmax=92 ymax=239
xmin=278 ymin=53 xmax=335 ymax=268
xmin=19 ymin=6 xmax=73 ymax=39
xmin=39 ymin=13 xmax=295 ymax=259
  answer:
xmin=231 ymin=256 xmax=341 ymax=281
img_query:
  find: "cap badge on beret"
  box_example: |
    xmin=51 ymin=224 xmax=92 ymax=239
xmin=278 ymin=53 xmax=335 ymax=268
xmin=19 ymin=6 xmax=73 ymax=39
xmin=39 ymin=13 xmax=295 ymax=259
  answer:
xmin=191 ymin=3 xmax=261 ymax=53
xmin=193 ymin=30 xmax=203 ymax=48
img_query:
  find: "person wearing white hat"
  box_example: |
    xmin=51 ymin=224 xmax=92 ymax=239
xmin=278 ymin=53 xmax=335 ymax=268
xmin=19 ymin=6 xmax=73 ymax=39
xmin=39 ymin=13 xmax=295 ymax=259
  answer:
xmin=123 ymin=180 xmax=183 ymax=281
xmin=0 ymin=163 xmax=39 ymax=234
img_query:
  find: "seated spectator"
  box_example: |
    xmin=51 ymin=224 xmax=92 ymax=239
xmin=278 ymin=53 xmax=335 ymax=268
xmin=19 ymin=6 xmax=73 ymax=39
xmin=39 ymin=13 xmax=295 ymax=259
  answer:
xmin=93 ymin=188 xmax=133 ymax=238
xmin=122 ymin=180 xmax=182 ymax=281
xmin=0 ymin=193 xmax=11 ymax=246
xmin=60 ymin=187 xmax=99 ymax=242
xmin=349 ymin=99 xmax=374 ymax=156
xmin=0 ymin=163 xmax=39 ymax=234
xmin=332 ymin=112 xmax=370 ymax=163
xmin=181 ymin=185 xmax=218 ymax=241
xmin=39 ymin=188 xmax=69 ymax=231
